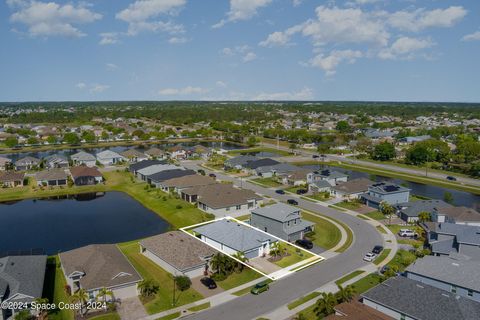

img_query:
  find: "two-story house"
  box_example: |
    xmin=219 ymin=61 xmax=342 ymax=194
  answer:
xmin=250 ymin=203 xmax=315 ymax=242
xmin=306 ymin=169 xmax=348 ymax=187
xmin=361 ymin=182 xmax=410 ymax=209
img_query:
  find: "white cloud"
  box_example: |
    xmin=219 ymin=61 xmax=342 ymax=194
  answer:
xmin=462 ymin=31 xmax=480 ymax=42
xmin=116 ymin=0 xmax=185 ymax=36
xmin=9 ymin=0 xmax=102 ymax=37
xmin=158 ymin=86 xmax=208 ymax=96
xmin=216 ymin=81 xmax=227 ymax=88
xmin=292 ymin=0 xmax=302 ymax=7
xmin=259 ymin=30 xmax=295 ymax=47
xmin=106 ymin=63 xmax=119 ymax=71
xmin=213 ymin=0 xmax=272 ymax=28
xmin=90 ymin=84 xmax=110 ymax=93
xmin=379 ymin=36 xmax=434 ymax=60
xmin=242 ymin=52 xmax=257 ymax=62
xmin=75 ymin=82 xmax=86 ymax=89
xmin=252 ymin=87 xmax=314 ymax=100
xmin=168 ymin=36 xmax=187 ymax=44
xmin=99 ymin=32 xmax=120 ymax=45
xmin=388 ymin=6 xmax=467 ymax=32
xmin=309 ymin=50 xmax=363 ymax=76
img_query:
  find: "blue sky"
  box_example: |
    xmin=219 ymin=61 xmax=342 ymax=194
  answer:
xmin=1 ymin=0 xmax=479 ymax=102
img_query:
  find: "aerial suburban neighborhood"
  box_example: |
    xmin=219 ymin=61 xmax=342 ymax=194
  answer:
xmin=1 ymin=0 xmax=480 ymax=320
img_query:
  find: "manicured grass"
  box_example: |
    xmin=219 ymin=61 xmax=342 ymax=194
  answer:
xmin=333 ymin=220 xmax=354 ymax=253
xmin=387 ymin=249 xmax=417 ymax=272
xmin=302 ymin=212 xmax=342 ymax=250
xmin=216 ymin=268 xmax=262 ymax=290
xmin=156 ymin=311 xmax=181 ymax=320
xmin=235 ymin=213 xmax=251 ymax=222
xmin=335 ymin=270 xmax=365 ymax=285
xmin=350 ymin=273 xmax=384 ymax=294
xmin=397 ymin=238 xmax=423 ymax=247
xmin=232 ymin=286 xmax=253 ymax=296
xmin=305 ymin=192 xmax=331 ymax=201
xmin=373 ymin=249 xmax=391 ymax=265
xmin=118 ymin=242 xmax=203 ymax=314
xmin=228 ymin=147 xmax=291 ymax=157
xmin=364 ymin=210 xmax=385 ymax=220
xmin=357 ymin=214 xmax=369 ymax=220
xmin=251 ymin=177 xmax=283 ymax=188
xmin=334 ymin=200 xmax=362 ymax=210
xmin=188 ymin=302 xmax=211 ymax=312
xmin=328 ymin=205 xmax=347 ymax=211
xmin=376 ymin=225 xmax=387 ymax=234
xmin=287 ymin=292 xmax=321 ymax=310
xmin=89 ymin=313 xmax=121 ymax=320
xmin=285 ymin=185 xmax=307 ymax=194
xmin=272 ymin=245 xmax=314 ymax=268
xmin=386 ymin=224 xmax=417 ymax=235
xmin=43 ymin=256 xmax=74 ymax=320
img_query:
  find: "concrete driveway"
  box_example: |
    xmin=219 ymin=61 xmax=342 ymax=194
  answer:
xmin=191 ymin=276 xmax=225 ymax=298
xmin=117 ymin=297 xmax=147 ymax=320
xmin=248 ymin=257 xmax=282 ymax=274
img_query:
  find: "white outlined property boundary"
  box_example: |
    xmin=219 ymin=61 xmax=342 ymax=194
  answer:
xmin=179 ymin=216 xmax=325 ymax=281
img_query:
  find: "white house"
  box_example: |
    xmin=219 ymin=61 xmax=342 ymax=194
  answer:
xmin=96 ymin=150 xmax=126 ymax=165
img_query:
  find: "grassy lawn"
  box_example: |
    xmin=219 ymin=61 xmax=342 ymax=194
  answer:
xmin=251 ymin=177 xmax=283 ymax=188
xmin=376 ymin=225 xmax=387 ymax=234
xmin=303 ymin=212 xmax=342 ymax=250
xmin=285 ymin=185 xmax=307 ymax=194
xmin=228 ymin=147 xmax=291 ymax=157
xmin=118 ymin=242 xmax=203 ymax=314
xmin=357 ymin=214 xmax=369 ymax=220
xmin=373 ymin=249 xmax=391 ymax=265
xmin=364 ymin=210 xmax=385 ymax=220
xmin=156 ymin=312 xmax=181 ymax=320
xmin=232 ymin=286 xmax=253 ymax=296
xmin=335 ymin=270 xmax=365 ymax=285
xmin=305 ymin=192 xmax=331 ymax=201
xmin=385 ymin=224 xmax=417 ymax=235
xmin=188 ymin=302 xmax=211 ymax=312
xmin=216 ymin=268 xmax=262 ymax=290
xmin=273 ymin=244 xmax=314 ymax=268
xmin=235 ymin=213 xmax=251 ymax=222
xmin=334 ymin=200 xmax=362 ymax=210
xmin=333 ymin=219 xmax=354 ymax=253
xmin=43 ymin=256 xmax=75 ymax=320
xmin=351 ymin=273 xmax=384 ymax=294
xmin=89 ymin=313 xmax=121 ymax=320
xmin=287 ymin=292 xmax=321 ymax=310
xmin=387 ymin=249 xmax=417 ymax=272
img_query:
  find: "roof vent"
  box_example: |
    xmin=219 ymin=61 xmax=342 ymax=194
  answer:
xmin=416 ymin=284 xmax=424 ymax=289
xmin=441 ymin=293 xmax=450 ymax=298
xmin=452 ymin=263 xmax=460 ymax=266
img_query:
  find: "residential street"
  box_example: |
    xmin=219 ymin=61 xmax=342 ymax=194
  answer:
xmin=181 ymin=161 xmax=383 ymax=320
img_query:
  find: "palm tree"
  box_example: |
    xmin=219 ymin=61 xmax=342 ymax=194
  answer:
xmin=97 ymin=287 xmax=114 ymax=305
xmin=71 ymin=288 xmax=89 ymax=317
xmin=138 ymin=279 xmax=159 ymax=298
xmin=336 ymin=284 xmax=356 ymax=303
xmin=380 ymin=201 xmax=395 ymax=224
xmin=210 ymin=253 xmax=229 ymax=276
xmin=314 ymin=292 xmax=337 ymax=318
xmin=418 ymin=211 xmax=431 ymax=223
xmin=232 ymin=251 xmax=249 ymax=272
xmin=33 ymin=297 xmax=49 ymax=320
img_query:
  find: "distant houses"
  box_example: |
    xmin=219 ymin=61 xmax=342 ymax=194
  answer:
xmin=71 ymin=151 xmax=96 ymax=167
xmin=0 ymin=171 xmax=25 ymax=187
xmin=330 ymin=178 xmax=372 ymax=199
xmin=360 ymin=182 xmax=411 ymax=209
xmin=69 ymin=166 xmax=103 ymax=186
xmin=35 ymin=168 xmax=68 ymax=186
xmin=14 ymin=156 xmax=40 ymax=170
xmin=96 ymin=150 xmax=126 ymax=165
xmin=44 ymin=154 xmax=69 ymax=169
xmin=0 ymin=157 xmax=12 ymax=171
xmin=394 ymin=199 xmax=452 ymax=223
xmin=120 ymin=149 xmax=148 ymax=163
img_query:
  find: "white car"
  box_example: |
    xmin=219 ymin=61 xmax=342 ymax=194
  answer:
xmin=363 ymin=252 xmax=377 ymax=262
xmin=398 ymin=229 xmax=417 ymax=238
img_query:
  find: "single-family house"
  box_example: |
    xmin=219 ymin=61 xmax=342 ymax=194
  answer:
xmin=14 ymin=156 xmax=40 ymax=170
xmin=96 ymin=150 xmax=126 ymax=165
xmin=0 ymin=171 xmax=25 ymax=187
xmin=0 ymin=157 xmax=12 ymax=171
xmin=128 ymin=159 xmax=166 ymax=175
xmin=254 ymin=163 xmax=300 ymax=178
xmin=35 ymin=168 xmax=68 ymax=186
xmin=71 ymin=151 xmax=96 ymax=167
xmin=44 ymin=154 xmax=69 ymax=169
xmin=307 ymin=170 xmax=348 ymax=187
xmin=250 ymin=203 xmax=315 ymax=241
xmin=188 ymin=145 xmax=212 ymax=159
xmin=405 ymin=256 xmax=480 ymax=302
xmin=309 ymin=180 xmax=332 ymax=194
xmin=168 ymin=145 xmax=187 ymax=160
xmin=363 ymin=129 xmax=395 ymax=141
xmin=432 ymin=206 xmax=480 ymax=226
xmin=136 ymin=164 xmax=183 ymax=182
xmin=140 ymin=232 xmax=216 ymax=278
xmin=159 ymin=174 xmax=216 ymax=195
xmin=144 ymin=147 xmax=166 ymax=160
xmin=398 ymin=135 xmax=431 ymax=145
xmin=224 ymin=155 xmax=259 ymax=170
xmin=331 ymin=178 xmax=372 ymax=200
xmin=361 ymin=276 xmax=480 ymax=320
xmin=59 ymin=244 xmax=142 ymax=301
xmin=0 ymin=255 xmax=47 ymax=320
xmin=394 ymin=199 xmax=452 ymax=223
xmin=148 ymin=169 xmax=196 ymax=189
xmin=361 ymin=182 xmax=411 ymax=209
xmin=243 ymin=158 xmax=280 ymax=173
xmin=278 ymin=169 xmax=310 ymax=186
xmin=423 ymin=222 xmax=480 ymax=260
xmin=325 ymin=300 xmax=392 ymax=320
xmin=120 ymin=149 xmax=148 ymax=163
xmin=193 ymin=219 xmax=276 ymax=259
xmin=69 ymin=166 xmax=103 ymax=186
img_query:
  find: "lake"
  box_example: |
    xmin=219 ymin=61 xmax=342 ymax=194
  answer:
xmin=1 ymin=141 xmax=243 ymax=162
xmin=0 ymin=191 xmax=169 ymax=255
xmin=302 ymin=164 xmax=480 ymax=210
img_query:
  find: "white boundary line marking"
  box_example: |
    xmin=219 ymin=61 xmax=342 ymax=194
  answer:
xmin=180 ymin=216 xmax=324 ymax=281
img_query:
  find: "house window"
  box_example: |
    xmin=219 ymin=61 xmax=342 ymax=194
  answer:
xmin=468 ymin=290 xmax=473 ymax=297
xmin=287 ymin=221 xmax=290 ymax=226
xmin=294 ymin=219 xmax=297 ymax=225
xmin=236 ymin=205 xmax=241 ymax=210
xmin=264 ymin=227 xmax=268 ymax=232
xmin=451 ymin=286 xmax=457 ymax=294
xmin=226 ymin=207 xmax=230 ymax=211
xmin=400 ymin=314 xmax=405 ymax=320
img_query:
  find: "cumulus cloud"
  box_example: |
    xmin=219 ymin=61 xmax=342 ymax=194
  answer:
xmin=168 ymin=36 xmax=187 ymax=44
xmin=462 ymin=31 xmax=480 ymax=42
xmin=8 ymin=0 xmax=102 ymax=37
xmin=116 ymin=0 xmax=185 ymax=36
xmin=242 ymin=52 xmax=257 ymax=62
xmin=309 ymin=50 xmax=363 ymax=76
xmin=106 ymin=63 xmax=119 ymax=70
xmin=90 ymin=84 xmax=110 ymax=93
xmin=75 ymin=82 xmax=86 ymax=89
xmin=252 ymin=87 xmax=314 ymax=100
xmin=158 ymin=86 xmax=208 ymax=96
xmin=220 ymin=45 xmax=256 ymax=63
xmin=388 ymin=6 xmax=467 ymax=32
xmin=99 ymin=32 xmax=120 ymax=45
xmin=213 ymin=0 xmax=272 ymax=28
xmin=378 ymin=37 xmax=435 ymax=60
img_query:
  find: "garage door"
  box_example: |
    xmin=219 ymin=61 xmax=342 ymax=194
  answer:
xmin=245 ymin=249 xmax=258 ymax=259
xmin=113 ymin=284 xmax=138 ymax=300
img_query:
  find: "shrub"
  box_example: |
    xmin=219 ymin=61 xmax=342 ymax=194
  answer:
xmin=176 ymin=204 xmax=183 ymax=209
xmin=174 ymin=276 xmax=192 ymax=291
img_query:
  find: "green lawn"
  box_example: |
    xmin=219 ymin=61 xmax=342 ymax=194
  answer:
xmin=387 ymin=249 xmax=417 ymax=272
xmin=285 ymin=185 xmax=307 ymax=194
xmin=287 ymin=292 xmax=321 ymax=310
xmin=373 ymin=249 xmax=391 ymax=265
xmin=333 ymin=219 xmax=354 ymax=253
xmin=188 ymin=302 xmax=211 ymax=312
xmin=118 ymin=242 xmax=203 ymax=314
xmin=376 ymin=225 xmax=387 ymax=234
xmin=216 ymin=268 xmax=262 ymax=290
xmin=251 ymin=177 xmax=283 ymax=188
xmin=232 ymin=286 xmax=253 ymax=296
xmin=302 ymin=212 xmax=342 ymax=250
xmin=364 ymin=210 xmax=385 ymax=220
xmin=350 ymin=273 xmax=384 ymax=294
xmin=334 ymin=200 xmax=362 ymax=210
xmin=89 ymin=313 xmax=121 ymax=320
xmin=272 ymin=245 xmax=314 ymax=268
xmin=335 ymin=270 xmax=365 ymax=285
xmin=305 ymin=193 xmax=331 ymax=201
xmin=357 ymin=214 xmax=369 ymax=220
xmin=386 ymin=224 xmax=418 ymax=235
xmin=43 ymin=256 xmax=75 ymax=320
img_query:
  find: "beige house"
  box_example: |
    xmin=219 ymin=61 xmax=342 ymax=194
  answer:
xmin=0 ymin=171 xmax=24 ymax=187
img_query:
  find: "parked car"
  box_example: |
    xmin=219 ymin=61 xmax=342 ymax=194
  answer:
xmin=209 ymin=173 xmax=216 ymax=178
xmin=379 ymin=265 xmax=401 ymax=276
xmin=398 ymin=229 xmax=417 ymax=238
xmin=200 ymin=277 xmax=217 ymax=289
xmin=251 ymin=282 xmax=269 ymax=295
xmin=446 ymin=176 xmax=457 ymax=181
xmin=363 ymin=252 xmax=377 ymax=262
xmin=197 ymin=169 xmax=206 ymax=176
xmin=295 ymin=239 xmax=313 ymax=249
xmin=275 ymin=189 xmax=285 ymax=195
xmin=312 ymin=155 xmax=319 ymax=159
xmin=287 ymin=199 xmax=298 ymax=205
xmin=372 ymin=245 xmax=384 ymax=254
xmin=296 ymin=189 xmax=308 ymax=195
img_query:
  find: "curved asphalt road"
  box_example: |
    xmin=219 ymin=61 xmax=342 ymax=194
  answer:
xmin=182 ymin=162 xmax=383 ymax=320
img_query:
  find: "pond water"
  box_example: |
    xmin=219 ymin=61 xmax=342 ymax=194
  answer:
xmin=1 ymin=141 xmax=243 ymax=162
xmin=302 ymin=165 xmax=480 ymax=210
xmin=0 ymin=191 xmax=169 ymax=255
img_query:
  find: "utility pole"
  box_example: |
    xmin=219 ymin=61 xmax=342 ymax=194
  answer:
xmin=172 ymin=277 xmax=176 ymax=306
xmin=276 ymin=134 xmax=280 ymax=150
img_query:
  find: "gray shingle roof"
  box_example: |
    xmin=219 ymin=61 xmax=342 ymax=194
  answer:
xmin=193 ymin=219 xmax=275 ymax=252
xmin=255 ymin=163 xmax=300 ymax=174
xmin=137 ymin=164 xmax=183 ymax=176
xmin=396 ymin=199 xmax=452 ymax=217
xmin=129 ymin=159 xmax=165 ymax=172
xmin=406 ymin=256 xmax=480 ymax=292
xmin=15 ymin=156 xmax=40 ymax=166
xmin=437 ymin=207 xmax=480 ymax=223
xmin=35 ymin=168 xmax=68 ymax=181
xmin=0 ymin=255 xmax=47 ymax=303
xmin=368 ymin=182 xmax=410 ymax=194
xmin=311 ymin=180 xmax=332 ymax=188
xmin=252 ymin=203 xmax=300 ymax=222
xmin=96 ymin=150 xmax=124 ymax=160
xmin=148 ymin=169 xmax=196 ymax=183
xmin=71 ymin=151 xmax=96 ymax=161
xmin=333 ymin=178 xmax=372 ymax=194
xmin=225 ymin=155 xmax=259 ymax=167
xmin=362 ymin=276 xmax=480 ymax=320
xmin=243 ymin=158 xmax=279 ymax=169
xmin=436 ymin=223 xmax=480 ymax=246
